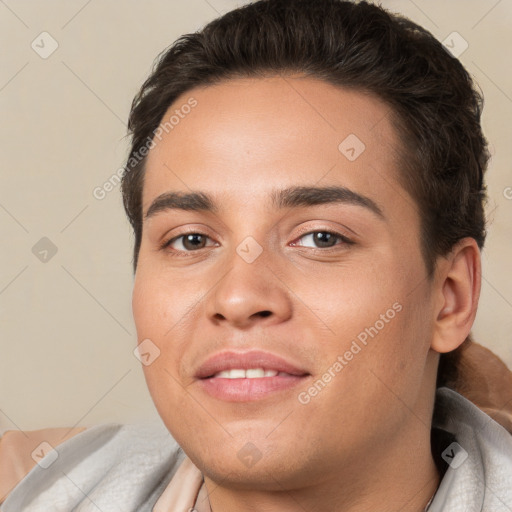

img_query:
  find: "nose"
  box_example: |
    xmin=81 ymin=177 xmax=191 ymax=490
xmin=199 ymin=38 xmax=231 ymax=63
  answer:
xmin=205 ymin=252 xmax=293 ymax=329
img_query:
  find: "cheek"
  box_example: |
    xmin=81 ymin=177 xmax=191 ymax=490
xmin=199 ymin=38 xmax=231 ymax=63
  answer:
xmin=132 ymin=265 xmax=206 ymax=409
xmin=300 ymin=255 xmax=427 ymax=388
xmin=132 ymin=266 xmax=190 ymax=339
xmin=297 ymin=259 xmax=399 ymax=337
xmin=132 ymin=273 xmax=178 ymax=389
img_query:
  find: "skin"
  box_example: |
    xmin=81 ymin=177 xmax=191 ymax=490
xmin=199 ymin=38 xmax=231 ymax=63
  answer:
xmin=132 ymin=75 xmax=480 ymax=512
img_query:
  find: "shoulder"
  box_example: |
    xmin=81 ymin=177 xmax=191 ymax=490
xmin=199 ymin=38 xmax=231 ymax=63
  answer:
xmin=0 ymin=426 xmax=86 ymax=504
xmin=0 ymin=421 xmax=183 ymax=511
xmin=431 ymin=387 xmax=512 ymax=510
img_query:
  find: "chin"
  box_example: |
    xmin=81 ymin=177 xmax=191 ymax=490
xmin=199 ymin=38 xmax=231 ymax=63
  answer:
xmin=187 ymin=436 xmax=320 ymax=491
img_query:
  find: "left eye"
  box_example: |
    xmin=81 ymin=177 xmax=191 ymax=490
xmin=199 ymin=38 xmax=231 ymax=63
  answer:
xmin=291 ymin=230 xmax=352 ymax=249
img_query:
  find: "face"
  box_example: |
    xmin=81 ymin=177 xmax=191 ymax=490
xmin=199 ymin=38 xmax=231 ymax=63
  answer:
xmin=132 ymin=76 xmax=439 ymax=489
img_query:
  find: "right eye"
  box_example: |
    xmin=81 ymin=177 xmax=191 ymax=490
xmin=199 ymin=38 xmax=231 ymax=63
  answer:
xmin=161 ymin=232 xmax=218 ymax=253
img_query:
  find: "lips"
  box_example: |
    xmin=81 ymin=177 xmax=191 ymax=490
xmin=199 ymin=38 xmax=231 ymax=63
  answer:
xmin=194 ymin=350 xmax=310 ymax=380
xmin=194 ymin=350 xmax=310 ymax=402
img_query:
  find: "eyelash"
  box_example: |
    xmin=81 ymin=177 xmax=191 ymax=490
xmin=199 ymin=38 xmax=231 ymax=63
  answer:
xmin=160 ymin=229 xmax=354 ymax=256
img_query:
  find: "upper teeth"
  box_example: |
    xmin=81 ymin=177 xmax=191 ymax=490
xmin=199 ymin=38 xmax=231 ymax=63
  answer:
xmin=212 ymin=368 xmax=286 ymax=379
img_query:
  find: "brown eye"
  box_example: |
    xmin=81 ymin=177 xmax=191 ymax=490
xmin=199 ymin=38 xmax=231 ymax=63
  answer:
xmin=163 ymin=233 xmax=215 ymax=252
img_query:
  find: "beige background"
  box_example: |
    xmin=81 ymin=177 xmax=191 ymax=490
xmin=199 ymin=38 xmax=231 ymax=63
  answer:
xmin=1 ymin=0 xmax=511 ymax=431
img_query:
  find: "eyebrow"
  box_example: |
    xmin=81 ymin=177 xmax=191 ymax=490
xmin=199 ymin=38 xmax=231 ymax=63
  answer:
xmin=144 ymin=185 xmax=384 ymax=220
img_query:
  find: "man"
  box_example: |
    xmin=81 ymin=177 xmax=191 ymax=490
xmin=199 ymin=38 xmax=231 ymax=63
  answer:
xmin=2 ymin=1 xmax=511 ymax=511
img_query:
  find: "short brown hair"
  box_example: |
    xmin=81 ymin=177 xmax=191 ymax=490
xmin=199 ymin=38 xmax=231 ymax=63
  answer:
xmin=121 ymin=0 xmax=489 ymax=386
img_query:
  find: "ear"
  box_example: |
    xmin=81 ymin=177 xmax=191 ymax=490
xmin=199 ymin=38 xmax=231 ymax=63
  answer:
xmin=431 ymin=237 xmax=481 ymax=354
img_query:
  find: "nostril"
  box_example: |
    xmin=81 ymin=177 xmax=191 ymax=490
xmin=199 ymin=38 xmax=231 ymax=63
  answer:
xmin=259 ymin=311 xmax=272 ymax=318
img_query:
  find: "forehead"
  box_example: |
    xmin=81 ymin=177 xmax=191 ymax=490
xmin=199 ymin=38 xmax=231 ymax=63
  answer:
xmin=142 ymin=75 xmax=405 ymax=215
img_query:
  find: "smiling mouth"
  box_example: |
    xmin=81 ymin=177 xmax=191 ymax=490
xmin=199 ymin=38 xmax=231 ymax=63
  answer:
xmin=194 ymin=349 xmax=311 ymax=401
xmin=199 ymin=369 xmax=310 ymax=402
xmin=205 ymin=368 xmax=304 ymax=379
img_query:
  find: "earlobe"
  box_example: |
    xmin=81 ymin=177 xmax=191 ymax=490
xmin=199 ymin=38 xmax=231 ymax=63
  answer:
xmin=431 ymin=238 xmax=481 ymax=354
